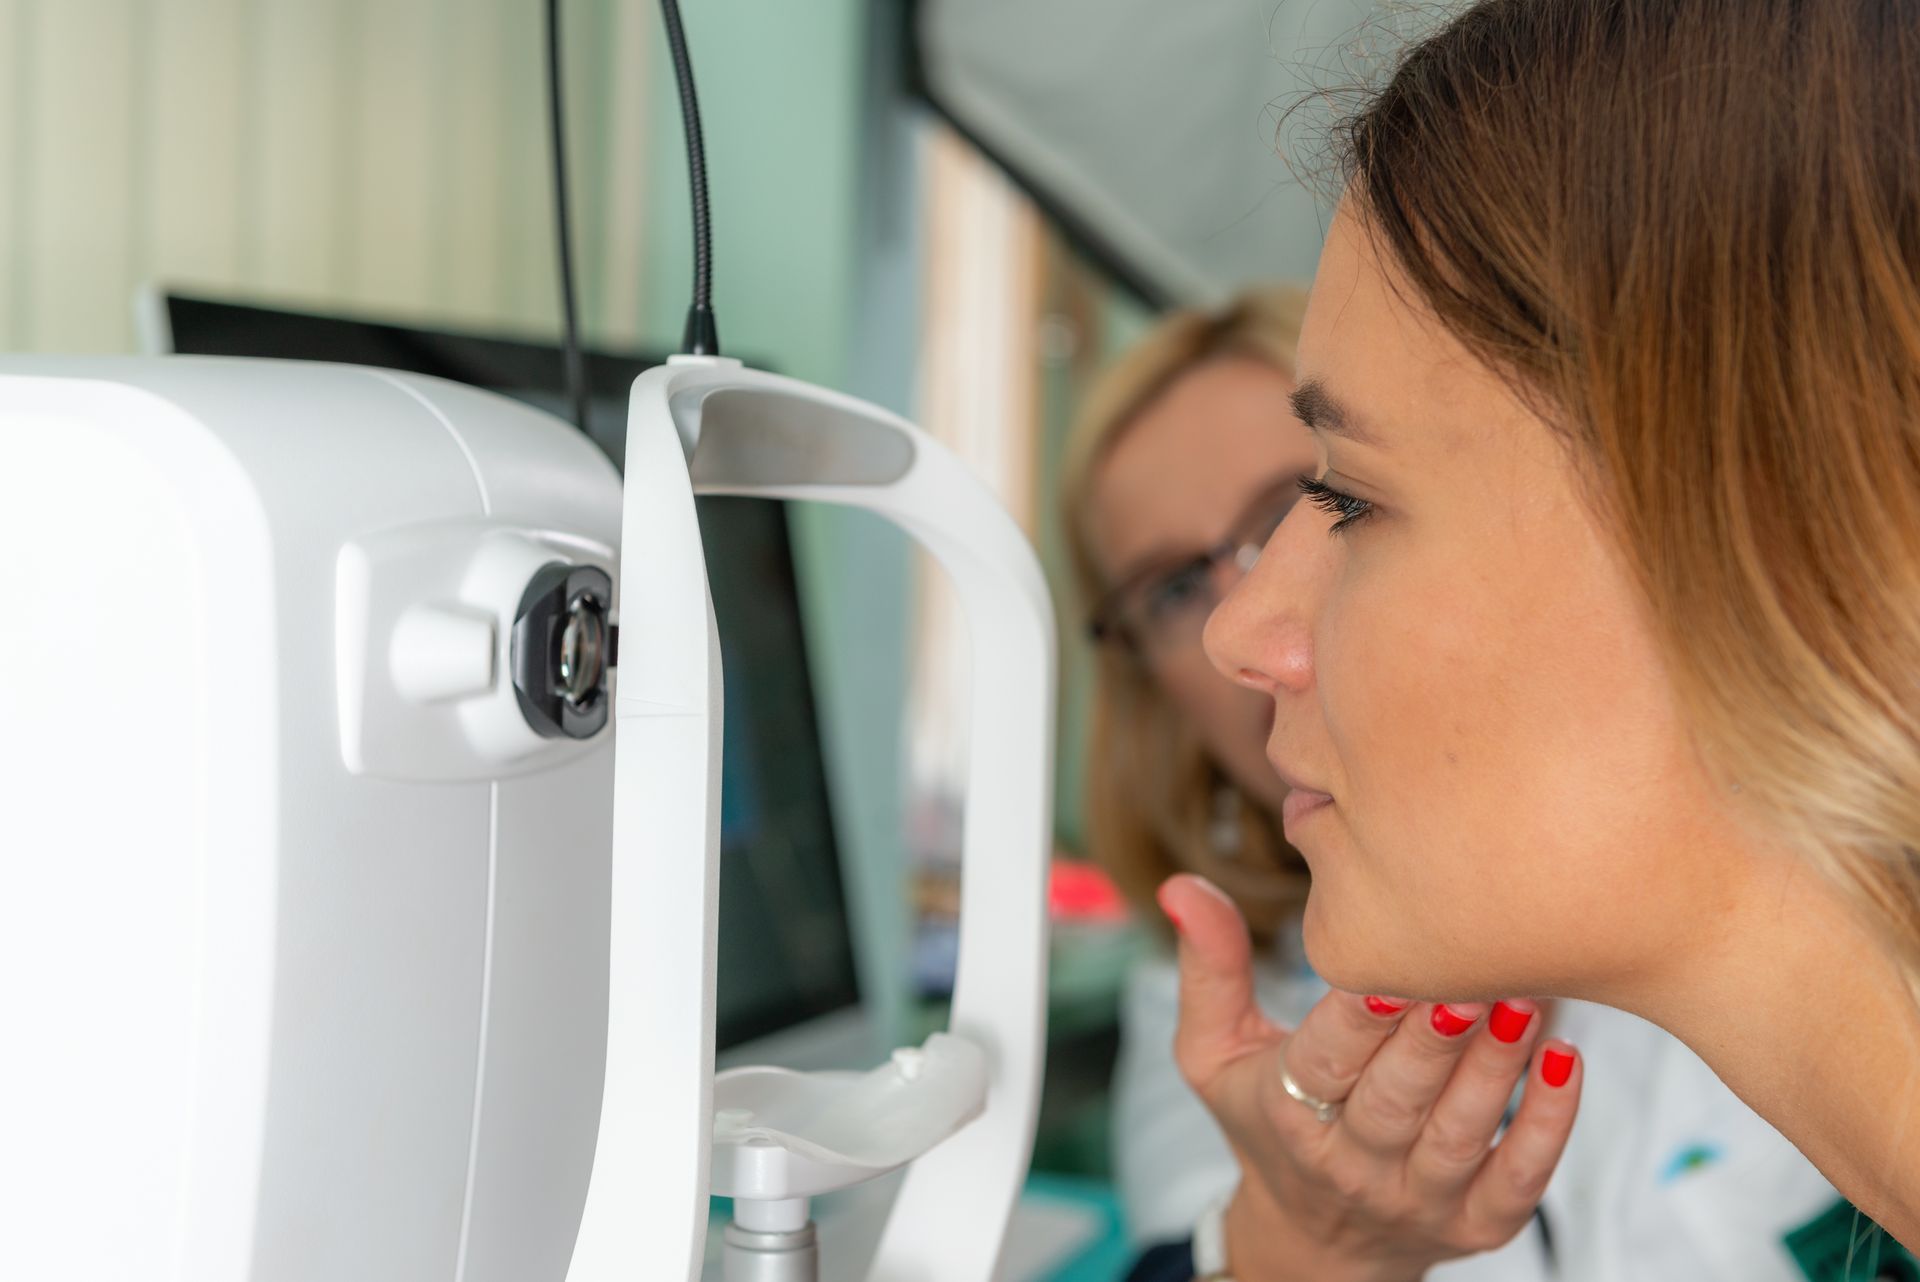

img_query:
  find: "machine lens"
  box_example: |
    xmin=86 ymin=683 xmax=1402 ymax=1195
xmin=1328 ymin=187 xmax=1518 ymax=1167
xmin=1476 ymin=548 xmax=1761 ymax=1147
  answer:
xmin=557 ymin=593 xmax=607 ymax=709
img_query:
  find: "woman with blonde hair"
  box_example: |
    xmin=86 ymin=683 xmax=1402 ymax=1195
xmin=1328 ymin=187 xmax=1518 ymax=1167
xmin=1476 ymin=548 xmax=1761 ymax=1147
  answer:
xmin=1067 ymin=286 xmax=1850 ymax=1281
xmin=1065 ymin=286 xmax=1314 ymax=946
xmin=1157 ymin=0 xmax=1920 ymax=1273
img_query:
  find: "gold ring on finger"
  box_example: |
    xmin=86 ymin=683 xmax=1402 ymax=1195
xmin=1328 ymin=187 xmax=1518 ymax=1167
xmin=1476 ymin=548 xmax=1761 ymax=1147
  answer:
xmin=1278 ymin=1048 xmax=1343 ymax=1124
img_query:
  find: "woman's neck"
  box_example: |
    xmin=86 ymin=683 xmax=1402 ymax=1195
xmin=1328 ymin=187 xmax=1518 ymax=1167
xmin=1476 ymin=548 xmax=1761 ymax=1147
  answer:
xmin=1625 ymin=854 xmax=1920 ymax=1250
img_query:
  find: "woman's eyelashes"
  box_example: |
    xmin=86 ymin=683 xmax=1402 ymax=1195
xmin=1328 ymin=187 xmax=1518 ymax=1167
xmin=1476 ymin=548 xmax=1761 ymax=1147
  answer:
xmin=1297 ymin=474 xmax=1376 ymax=534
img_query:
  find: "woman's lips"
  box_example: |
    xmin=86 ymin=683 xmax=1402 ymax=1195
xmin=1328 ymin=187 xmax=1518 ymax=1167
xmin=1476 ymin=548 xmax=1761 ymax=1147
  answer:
xmin=1281 ymin=788 xmax=1333 ymax=831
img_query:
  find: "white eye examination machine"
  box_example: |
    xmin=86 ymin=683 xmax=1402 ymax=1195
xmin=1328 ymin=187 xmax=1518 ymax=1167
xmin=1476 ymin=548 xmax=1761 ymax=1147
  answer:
xmin=0 ymin=354 xmax=1056 ymax=1282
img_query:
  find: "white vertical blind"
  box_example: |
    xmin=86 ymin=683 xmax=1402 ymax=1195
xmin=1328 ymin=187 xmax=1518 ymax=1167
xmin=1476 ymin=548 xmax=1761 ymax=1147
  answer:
xmin=0 ymin=1 xmax=24 ymax=343
xmin=250 ymin=0 xmax=355 ymax=304
xmin=592 ymin=0 xmax=652 ymax=346
xmin=905 ymin=125 xmax=1044 ymax=845
xmin=351 ymin=0 xmax=440 ymax=313
xmin=144 ymin=0 xmax=248 ymax=292
xmin=0 ymin=0 xmax=655 ymax=353
xmin=18 ymin=0 xmax=139 ymax=352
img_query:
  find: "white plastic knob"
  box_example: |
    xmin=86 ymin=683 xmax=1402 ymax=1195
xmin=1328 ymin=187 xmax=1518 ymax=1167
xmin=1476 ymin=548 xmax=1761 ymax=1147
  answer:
xmin=388 ymin=605 xmax=495 ymax=704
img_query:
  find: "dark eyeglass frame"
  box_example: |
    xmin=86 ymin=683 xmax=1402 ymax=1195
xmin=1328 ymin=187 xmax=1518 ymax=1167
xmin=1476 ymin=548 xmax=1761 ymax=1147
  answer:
xmin=1086 ymin=477 xmax=1302 ymax=649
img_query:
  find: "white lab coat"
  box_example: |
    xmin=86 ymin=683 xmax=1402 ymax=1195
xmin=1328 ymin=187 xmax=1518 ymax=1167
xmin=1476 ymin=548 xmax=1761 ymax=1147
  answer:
xmin=1112 ymin=945 xmax=1849 ymax=1280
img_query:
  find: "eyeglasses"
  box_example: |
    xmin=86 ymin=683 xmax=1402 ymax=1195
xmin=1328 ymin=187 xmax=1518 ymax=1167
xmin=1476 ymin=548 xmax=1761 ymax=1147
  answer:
xmin=1088 ymin=482 xmax=1300 ymax=656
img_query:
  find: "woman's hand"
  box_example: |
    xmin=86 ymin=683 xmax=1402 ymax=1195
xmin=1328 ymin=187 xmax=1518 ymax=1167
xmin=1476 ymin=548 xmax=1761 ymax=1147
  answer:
xmin=1157 ymin=875 xmax=1582 ymax=1282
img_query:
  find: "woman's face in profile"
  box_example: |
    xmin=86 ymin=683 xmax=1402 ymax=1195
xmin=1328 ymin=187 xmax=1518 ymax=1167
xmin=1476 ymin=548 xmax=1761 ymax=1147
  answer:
xmin=1204 ymin=210 xmax=1754 ymax=1003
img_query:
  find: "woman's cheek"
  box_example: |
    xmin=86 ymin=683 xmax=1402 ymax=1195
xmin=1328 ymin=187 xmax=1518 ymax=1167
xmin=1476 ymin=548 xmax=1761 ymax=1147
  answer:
xmin=1321 ymin=562 xmax=1489 ymax=849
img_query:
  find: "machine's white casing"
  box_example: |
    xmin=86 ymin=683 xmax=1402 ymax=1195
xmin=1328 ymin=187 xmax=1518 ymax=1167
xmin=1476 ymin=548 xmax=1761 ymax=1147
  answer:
xmin=571 ymin=358 xmax=1057 ymax=1282
xmin=0 ymin=355 xmax=1055 ymax=1282
xmin=0 ymin=358 xmax=621 ymax=1282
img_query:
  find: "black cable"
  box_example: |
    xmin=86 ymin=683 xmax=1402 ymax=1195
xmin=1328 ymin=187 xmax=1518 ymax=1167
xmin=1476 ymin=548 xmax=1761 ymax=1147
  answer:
xmin=544 ymin=0 xmax=591 ymax=433
xmin=658 ymin=0 xmax=719 ymax=355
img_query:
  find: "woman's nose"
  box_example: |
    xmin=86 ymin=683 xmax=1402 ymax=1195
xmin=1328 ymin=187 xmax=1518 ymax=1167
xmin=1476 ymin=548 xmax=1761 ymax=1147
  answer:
xmin=1203 ymin=507 xmax=1320 ymax=696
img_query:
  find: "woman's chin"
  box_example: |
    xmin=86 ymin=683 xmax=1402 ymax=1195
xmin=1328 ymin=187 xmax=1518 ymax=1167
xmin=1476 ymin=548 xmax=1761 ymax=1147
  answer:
xmin=1298 ymin=891 xmax=1393 ymax=993
xmin=1299 ymin=888 xmax=1487 ymax=1002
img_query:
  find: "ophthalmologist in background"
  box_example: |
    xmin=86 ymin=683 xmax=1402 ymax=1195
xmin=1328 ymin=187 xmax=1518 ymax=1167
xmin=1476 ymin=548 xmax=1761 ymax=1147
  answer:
xmin=1063 ymin=284 xmax=1864 ymax=1281
xmin=1161 ymin=0 xmax=1920 ymax=1274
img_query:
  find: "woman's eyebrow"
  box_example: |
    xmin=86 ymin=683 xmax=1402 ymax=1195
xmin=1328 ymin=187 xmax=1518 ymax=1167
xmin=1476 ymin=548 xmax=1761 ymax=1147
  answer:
xmin=1290 ymin=377 xmax=1380 ymax=446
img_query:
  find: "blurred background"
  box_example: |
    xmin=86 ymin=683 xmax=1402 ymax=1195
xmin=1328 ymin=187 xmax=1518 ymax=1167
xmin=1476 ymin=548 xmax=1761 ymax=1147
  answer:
xmin=0 ymin=0 xmax=1382 ymax=1273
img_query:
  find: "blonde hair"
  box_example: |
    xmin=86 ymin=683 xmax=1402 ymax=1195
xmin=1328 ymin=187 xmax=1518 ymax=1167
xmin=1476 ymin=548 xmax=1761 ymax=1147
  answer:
xmin=1339 ymin=0 xmax=1920 ymax=990
xmin=1061 ymin=285 xmax=1313 ymax=942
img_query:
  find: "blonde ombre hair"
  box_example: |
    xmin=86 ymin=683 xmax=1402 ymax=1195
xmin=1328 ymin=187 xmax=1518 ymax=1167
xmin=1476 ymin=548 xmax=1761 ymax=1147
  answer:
xmin=1062 ymin=285 xmax=1312 ymax=942
xmin=1338 ymin=0 xmax=1920 ymax=990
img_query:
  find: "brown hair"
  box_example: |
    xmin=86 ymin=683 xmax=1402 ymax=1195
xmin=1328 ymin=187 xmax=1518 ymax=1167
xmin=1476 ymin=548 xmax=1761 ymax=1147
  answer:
xmin=1337 ymin=0 xmax=1920 ymax=987
xmin=1061 ymin=286 xmax=1313 ymax=942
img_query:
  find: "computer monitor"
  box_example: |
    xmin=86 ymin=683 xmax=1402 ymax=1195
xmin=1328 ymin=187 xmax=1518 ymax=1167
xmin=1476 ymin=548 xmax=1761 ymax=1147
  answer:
xmin=146 ymin=289 xmax=865 ymax=1060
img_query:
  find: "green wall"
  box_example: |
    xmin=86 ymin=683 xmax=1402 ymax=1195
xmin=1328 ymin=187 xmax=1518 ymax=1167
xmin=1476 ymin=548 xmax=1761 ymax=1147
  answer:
xmin=635 ymin=0 xmax=917 ymax=1047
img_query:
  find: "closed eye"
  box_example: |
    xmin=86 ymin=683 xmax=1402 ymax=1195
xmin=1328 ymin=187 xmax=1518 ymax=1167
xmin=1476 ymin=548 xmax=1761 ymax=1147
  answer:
xmin=1297 ymin=475 xmax=1375 ymax=534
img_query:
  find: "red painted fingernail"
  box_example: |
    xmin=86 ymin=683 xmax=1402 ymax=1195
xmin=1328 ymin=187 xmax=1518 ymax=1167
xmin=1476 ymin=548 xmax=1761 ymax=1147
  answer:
xmin=1431 ymin=1004 xmax=1479 ymax=1037
xmin=1489 ymin=1000 xmax=1535 ymax=1044
xmin=1365 ymin=996 xmax=1409 ymax=1017
xmin=1542 ymin=1047 xmax=1576 ymax=1088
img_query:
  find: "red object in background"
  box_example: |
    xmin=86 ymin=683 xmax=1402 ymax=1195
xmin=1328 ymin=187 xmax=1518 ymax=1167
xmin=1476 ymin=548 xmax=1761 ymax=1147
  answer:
xmin=1049 ymin=859 xmax=1131 ymax=923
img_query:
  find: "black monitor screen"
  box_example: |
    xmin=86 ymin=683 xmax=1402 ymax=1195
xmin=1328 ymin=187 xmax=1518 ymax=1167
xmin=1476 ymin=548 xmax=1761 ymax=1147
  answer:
xmin=159 ymin=292 xmax=861 ymax=1049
